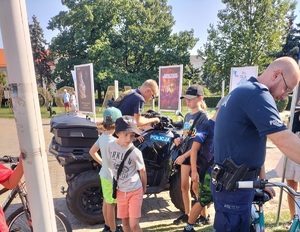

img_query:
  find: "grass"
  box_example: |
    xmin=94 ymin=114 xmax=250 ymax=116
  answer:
xmin=0 ymin=104 xmax=215 ymax=120
xmin=139 ymin=211 xmax=292 ymax=231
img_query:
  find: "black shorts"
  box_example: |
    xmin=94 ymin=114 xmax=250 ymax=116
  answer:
xmin=182 ymin=157 xmax=190 ymax=165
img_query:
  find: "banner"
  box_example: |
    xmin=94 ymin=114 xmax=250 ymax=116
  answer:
xmin=158 ymin=65 xmax=183 ymax=112
xmin=230 ymin=66 xmax=258 ymax=92
xmin=74 ymin=63 xmax=95 ymax=119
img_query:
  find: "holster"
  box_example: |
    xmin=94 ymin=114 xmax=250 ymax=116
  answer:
xmin=211 ymin=158 xmax=260 ymax=191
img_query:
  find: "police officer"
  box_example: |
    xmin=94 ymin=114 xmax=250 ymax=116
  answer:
xmin=212 ymin=56 xmax=300 ymax=232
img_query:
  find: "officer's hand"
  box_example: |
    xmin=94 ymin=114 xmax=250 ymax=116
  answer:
xmin=152 ymin=117 xmax=160 ymax=124
xmin=264 ymin=186 xmax=275 ymax=199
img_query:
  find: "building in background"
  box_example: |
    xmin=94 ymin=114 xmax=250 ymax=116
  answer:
xmin=190 ymin=55 xmax=205 ymax=70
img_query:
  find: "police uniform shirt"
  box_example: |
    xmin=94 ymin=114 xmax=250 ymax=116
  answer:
xmin=214 ymin=77 xmax=286 ymax=169
xmin=117 ymin=89 xmax=145 ymax=116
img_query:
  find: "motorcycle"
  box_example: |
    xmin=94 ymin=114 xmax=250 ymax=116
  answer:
xmin=48 ymin=111 xmax=184 ymax=225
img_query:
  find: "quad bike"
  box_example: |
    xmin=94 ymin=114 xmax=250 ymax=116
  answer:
xmin=48 ymin=111 xmax=184 ymax=225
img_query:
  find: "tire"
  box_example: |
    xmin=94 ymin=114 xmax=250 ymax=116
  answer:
xmin=66 ymin=170 xmax=104 ymax=225
xmin=6 ymin=207 xmax=72 ymax=232
xmin=169 ymin=171 xmax=184 ymax=212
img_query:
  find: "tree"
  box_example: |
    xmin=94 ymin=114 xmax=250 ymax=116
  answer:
xmin=271 ymin=11 xmax=300 ymax=61
xmin=183 ymin=64 xmax=202 ymax=85
xmin=29 ymin=15 xmax=53 ymax=89
xmin=0 ymin=71 xmax=6 ymax=86
xmin=48 ymin=0 xmax=198 ymax=102
xmin=200 ymin=0 xmax=296 ymax=93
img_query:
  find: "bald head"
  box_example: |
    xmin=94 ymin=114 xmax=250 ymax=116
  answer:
xmin=259 ymin=56 xmax=300 ymax=91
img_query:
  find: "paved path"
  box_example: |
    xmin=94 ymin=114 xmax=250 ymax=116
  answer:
xmin=0 ymin=116 xmax=290 ymax=231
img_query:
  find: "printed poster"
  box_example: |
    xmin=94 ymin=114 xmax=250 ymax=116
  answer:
xmin=230 ymin=66 xmax=258 ymax=92
xmin=74 ymin=63 xmax=95 ymax=116
xmin=158 ymin=65 xmax=183 ymax=112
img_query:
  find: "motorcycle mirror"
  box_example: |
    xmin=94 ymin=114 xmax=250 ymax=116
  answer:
xmin=175 ymin=110 xmax=184 ymax=118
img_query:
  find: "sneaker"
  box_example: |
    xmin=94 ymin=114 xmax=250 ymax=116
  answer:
xmin=102 ymin=224 xmax=110 ymax=232
xmin=195 ymin=214 xmax=211 ymax=226
xmin=284 ymin=220 xmax=292 ymax=229
xmin=183 ymin=228 xmax=196 ymax=232
xmin=173 ymin=214 xmax=189 ymax=225
xmin=116 ymin=225 xmax=123 ymax=232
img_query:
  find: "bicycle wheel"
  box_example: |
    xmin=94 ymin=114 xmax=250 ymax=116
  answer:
xmin=6 ymin=207 xmax=72 ymax=232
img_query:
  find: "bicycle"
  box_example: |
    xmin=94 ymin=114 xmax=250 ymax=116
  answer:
xmin=0 ymin=155 xmax=72 ymax=232
xmin=237 ymin=179 xmax=300 ymax=232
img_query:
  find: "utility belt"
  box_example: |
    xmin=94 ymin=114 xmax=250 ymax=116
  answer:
xmin=211 ymin=158 xmax=260 ymax=192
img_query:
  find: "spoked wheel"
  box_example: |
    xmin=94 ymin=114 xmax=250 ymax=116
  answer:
xmin=6 ymin=207 xmax=72 ymax=232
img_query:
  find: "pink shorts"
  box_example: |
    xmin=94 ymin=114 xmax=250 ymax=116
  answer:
xmin=117 ymin=187 xmax=143 ymax=219
xmin=64 ymin=102 xmax=70 ymax=107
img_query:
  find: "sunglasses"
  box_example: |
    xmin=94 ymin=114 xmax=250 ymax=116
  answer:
xmin=281 ymin=72 xmax=292 ymax=94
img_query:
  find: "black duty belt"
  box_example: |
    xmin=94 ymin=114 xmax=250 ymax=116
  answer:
xmin=211 ymin=158 xmax=261 ymax=191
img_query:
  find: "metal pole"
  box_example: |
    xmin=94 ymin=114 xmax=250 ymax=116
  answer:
xmin=0 ymin=0 xmax=57 ymax=231
xmin=222 ymin=80 xmax=225 ymax=97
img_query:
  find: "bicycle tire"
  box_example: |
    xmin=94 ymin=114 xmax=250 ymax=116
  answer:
xmin=6 ymin=207 xmax=72 ymax=232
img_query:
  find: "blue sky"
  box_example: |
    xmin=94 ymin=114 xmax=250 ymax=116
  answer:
xmin=0 ymin=0 xmax=299 ymax=55
xmin=0 ymin=0 xmax=224 ymax=54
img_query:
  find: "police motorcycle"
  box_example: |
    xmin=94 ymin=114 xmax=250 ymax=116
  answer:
xmin=48 ymin=110 xmax=184 ymax=225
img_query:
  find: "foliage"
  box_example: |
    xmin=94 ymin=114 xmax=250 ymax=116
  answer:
xmin=183 ymin=64 xmax=203 ymax=85
xmin=270 ymin=11 xmax=300 ymax=61
xmin=29 ymin=15 xmax=54 ymax=89
xmin=48 ymin=0 xmax=198 ymax=101
xmin=0 ymin=71 xmax=6 ymax=86
xmin=276 ymin=97 xmax=289 ymax=112
xmin=199 ymin=0 xmax=296 ymax=93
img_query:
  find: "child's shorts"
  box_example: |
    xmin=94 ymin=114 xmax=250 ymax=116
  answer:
xmin=197 ymin=172 xmax=213 ymax=207
xmin=101 ymin=177 xmax=117 ymax=204
xmin=117 ymin=187 xmax=143 ymax=219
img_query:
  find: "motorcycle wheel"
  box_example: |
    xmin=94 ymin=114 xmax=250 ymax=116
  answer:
xmin=169 ymin=171 xmax=184 ymax=213
xmin=66 ymin=170 xmax=104 ymax=225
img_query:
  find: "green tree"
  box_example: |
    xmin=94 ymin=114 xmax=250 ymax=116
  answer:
xmin=48 ymin=0 xmax=198 ymax=102
xmin=29 ymin=15 xmax=53 ymax=88
xmin=183 ymin=64 xmax=202 ymax=85
xmin=0 ymin=71 xmax=6 ymax=86
xmin=271 ymin=12 xmax=300 ymax=61
xmin=200 ymin=0 xmax=296 ymax=93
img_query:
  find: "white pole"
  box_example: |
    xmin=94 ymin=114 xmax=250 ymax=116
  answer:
xmin=114 ymin=80 xmax=119 ymax=100
xmin=222 ymin=80 xmax=225 ymax=97
xmin=0 ymin=1 xmax=57 ymax=231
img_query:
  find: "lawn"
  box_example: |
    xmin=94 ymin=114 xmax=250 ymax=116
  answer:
xmin=141 ymin=210 xmax=291 ymax=231
xmin=0 ymin=104 xmax=217 ymax=120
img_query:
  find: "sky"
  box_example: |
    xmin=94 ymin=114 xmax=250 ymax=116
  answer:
xmin=0 ymin=0 xmax=225 ymax=54
xmin=0 ymin=0 xmax=300 ymax=55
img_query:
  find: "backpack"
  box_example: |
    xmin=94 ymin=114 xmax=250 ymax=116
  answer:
xmin=106 ymin=90 xmax=134 ymax=108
